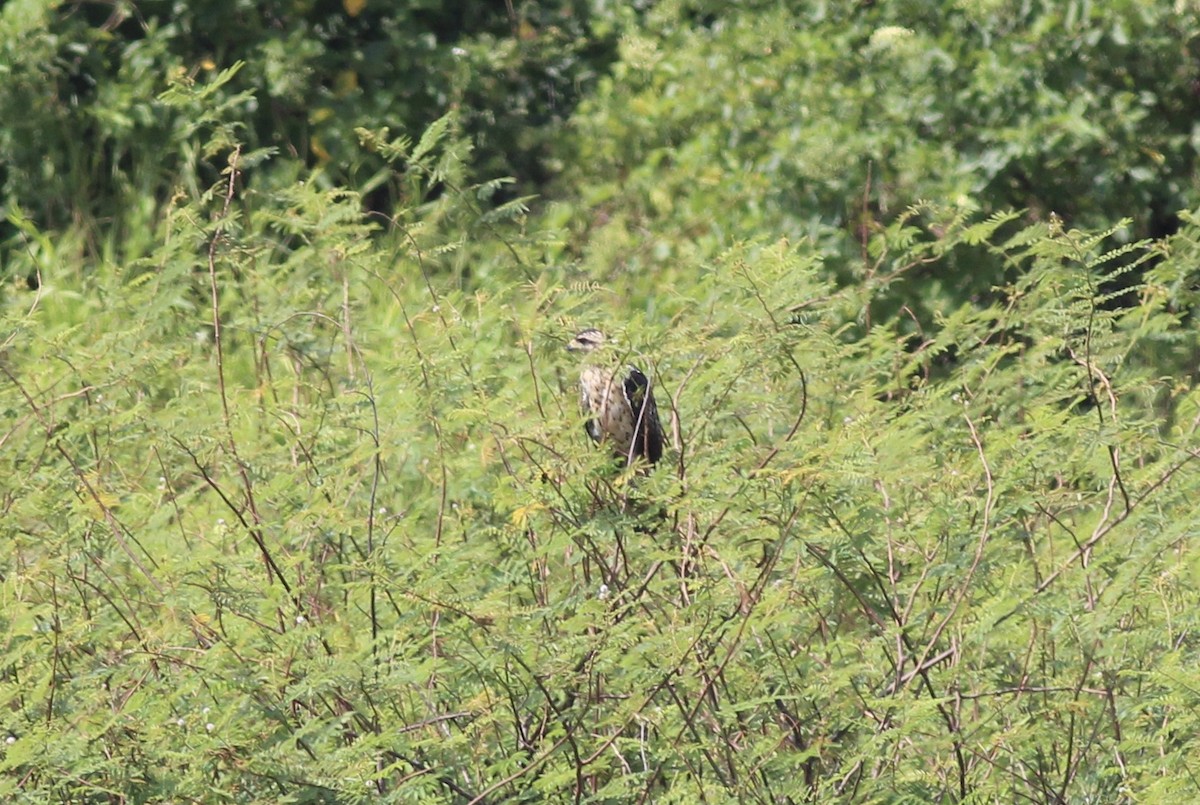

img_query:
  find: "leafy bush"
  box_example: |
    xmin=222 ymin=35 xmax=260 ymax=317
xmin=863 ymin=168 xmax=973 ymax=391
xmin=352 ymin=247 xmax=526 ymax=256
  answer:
xmin=0 ymin=0 xmax=618 ymax=261
xmin=555 ymin=1 xmax=1200 ymax=304
xmin=4 ymin=2 xmax=1200 ymax=803
xmin=5 ymin=80 xmax=1200 ymax=797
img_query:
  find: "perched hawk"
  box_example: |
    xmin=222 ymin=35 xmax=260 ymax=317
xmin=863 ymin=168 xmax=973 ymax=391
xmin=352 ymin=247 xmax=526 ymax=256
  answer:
xmin=567 ymin=328 xmax=664 ymax=466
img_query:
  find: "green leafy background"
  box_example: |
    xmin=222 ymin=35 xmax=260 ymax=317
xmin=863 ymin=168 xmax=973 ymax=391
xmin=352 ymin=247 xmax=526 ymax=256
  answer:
xmin=3 ymin=1 xmax=1200 ymax=802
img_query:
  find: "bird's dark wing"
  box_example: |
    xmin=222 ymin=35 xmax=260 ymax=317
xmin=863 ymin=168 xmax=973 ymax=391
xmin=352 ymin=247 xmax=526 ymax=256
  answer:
xmin=624 ymin=366 xmax=664 ymax=465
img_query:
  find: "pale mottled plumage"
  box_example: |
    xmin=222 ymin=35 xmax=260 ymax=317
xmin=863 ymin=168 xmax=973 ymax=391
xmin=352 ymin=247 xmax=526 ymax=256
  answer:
xmin=567 ymin=328 xmax=664 ymax=466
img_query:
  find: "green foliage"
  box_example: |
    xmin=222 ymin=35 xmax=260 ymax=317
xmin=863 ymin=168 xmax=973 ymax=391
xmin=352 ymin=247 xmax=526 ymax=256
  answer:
xmin=0 ymin=0 xmax=619 ymax=259
xmin=556 ymin=0 xmax=1200 ymax=304
xmin=6 ymin=75 xmax=1200 ymax=796
xmin=5 ymin=2 xmax=1200 ymax=803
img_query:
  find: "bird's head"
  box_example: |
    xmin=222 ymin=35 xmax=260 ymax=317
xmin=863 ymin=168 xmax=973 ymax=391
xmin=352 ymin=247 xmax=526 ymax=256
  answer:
xmin=566 ymin=328 xmax=606 ymax=354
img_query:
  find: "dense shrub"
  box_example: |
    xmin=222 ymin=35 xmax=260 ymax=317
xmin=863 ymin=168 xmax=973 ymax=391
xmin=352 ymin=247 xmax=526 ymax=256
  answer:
xmin=556 ymin=1 xmax=1200 ymax=306
xmin=0 ymin=0 xmax=619 ymax=259
xmin=4 ymin=2 xmax=1200 ymax=802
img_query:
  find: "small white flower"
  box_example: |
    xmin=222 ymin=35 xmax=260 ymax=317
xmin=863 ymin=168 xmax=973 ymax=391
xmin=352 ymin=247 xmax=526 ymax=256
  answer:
xmin=205 ymin=722 xmax=215 ymax=732
xmin=176 ymin=718 xmax=185 ymax=727
xmin=868 ymin=25 xmax=915 ymax=51
xmin=296 ymin=615 xmax=307 ymax=625
xmin=5 ymin=735 xmax=14 ymax=745
xmin=597 ymin=584 xmax=609 ymax=600
xmin=452 ymin=47 xmax=467 ymax=57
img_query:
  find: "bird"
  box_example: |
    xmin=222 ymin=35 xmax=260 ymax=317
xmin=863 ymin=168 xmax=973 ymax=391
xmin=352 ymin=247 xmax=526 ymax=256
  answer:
xmin=567 ymin=328 xmax=665 ymax=467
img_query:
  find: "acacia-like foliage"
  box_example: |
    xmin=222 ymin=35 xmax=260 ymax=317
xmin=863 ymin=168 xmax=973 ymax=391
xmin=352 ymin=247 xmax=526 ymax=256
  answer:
xmin=3 ymin=82 xmax=1200 ymax=802
xmin=0 ymin=0 xmax=615 ymax=248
